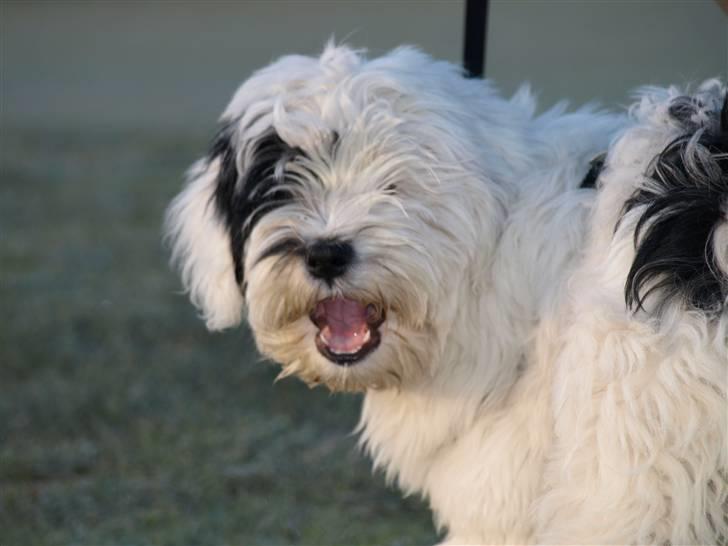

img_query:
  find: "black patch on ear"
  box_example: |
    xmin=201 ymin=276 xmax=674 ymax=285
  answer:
xmin=580 ymin=153 xmax=606 ymax=189
xmin=623 ymin=94 xmax=728 ymax=314
xmin=207 ymin=126 xmax=302 ymax=285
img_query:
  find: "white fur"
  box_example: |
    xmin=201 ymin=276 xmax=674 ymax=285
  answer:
xmin=165 ymin=44 xmax=727 ymax=544
xmin=165 ymin=158 xmax=244 ymax=330
xmin=533 ymin=81 xmax=728 ymax=545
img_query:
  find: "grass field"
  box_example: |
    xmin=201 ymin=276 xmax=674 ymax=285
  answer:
xmin=0 ymin=128 xmax=437 ymax=545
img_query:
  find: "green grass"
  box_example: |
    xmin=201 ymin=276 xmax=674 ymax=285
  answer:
xmin=0 ymin=128 xmax=437 ymax=545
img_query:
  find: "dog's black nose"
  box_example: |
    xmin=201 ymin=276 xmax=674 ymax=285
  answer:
xmin=306 ymin=239 xmax=355 ymax=282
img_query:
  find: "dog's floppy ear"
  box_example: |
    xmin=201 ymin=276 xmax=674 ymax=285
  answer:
xmin=623 ymin=86 xmax=728 ymax=314
xmin=164 ymin=126 xmax=244 ymax=331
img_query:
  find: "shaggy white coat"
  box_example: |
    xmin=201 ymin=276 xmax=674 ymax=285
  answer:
xmin=165 ymin=44 xmax=727 ymax=544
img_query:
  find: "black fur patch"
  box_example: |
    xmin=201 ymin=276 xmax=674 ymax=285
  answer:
xmin=253 ymin=237 xmax=306 ymax=268
xmin=623 ymin=93 xmax=728 ymax=314
xmin=668 ymin=96 xmax=704 ymax=127
xmin=580 ymin=153 xmax=606 ymax=189
xmin=208 ymin=126 xmax=302 ymax=285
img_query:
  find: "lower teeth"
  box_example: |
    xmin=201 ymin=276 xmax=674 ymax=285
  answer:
xmin=322 ymin=328 xmax=372 ymax=354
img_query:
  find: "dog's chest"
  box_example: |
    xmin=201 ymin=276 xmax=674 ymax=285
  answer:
xmin=358 ymin=363 xmax=554 ymax=543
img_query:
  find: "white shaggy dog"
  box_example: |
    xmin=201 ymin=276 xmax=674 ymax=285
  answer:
xmin=165 ymin=44 xmax=727 ymax=544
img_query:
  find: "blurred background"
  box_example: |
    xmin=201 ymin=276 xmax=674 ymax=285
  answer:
xmin=1 ymin=1 xmax=725 ymax=544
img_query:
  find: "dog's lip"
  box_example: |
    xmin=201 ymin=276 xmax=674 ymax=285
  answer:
xmin=310 ymin=298 xmax=385 ymax=366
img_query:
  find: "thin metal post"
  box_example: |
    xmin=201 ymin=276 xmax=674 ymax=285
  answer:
xmin=463 ymin=0 xmax=489 ymax=78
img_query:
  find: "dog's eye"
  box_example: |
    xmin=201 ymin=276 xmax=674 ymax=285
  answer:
xmin=384 ymin=183 xmax=397 ymax=193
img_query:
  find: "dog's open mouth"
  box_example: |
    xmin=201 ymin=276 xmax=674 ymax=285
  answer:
xmin=310 ymin=297 xmax=385 ymax=365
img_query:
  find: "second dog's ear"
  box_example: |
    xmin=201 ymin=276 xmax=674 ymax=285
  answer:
xmin=164 ymin=131 xmax=244 ymax=331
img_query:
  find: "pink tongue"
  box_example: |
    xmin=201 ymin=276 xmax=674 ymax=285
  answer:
xmin=315 ymin=298 xmax=370 ymax=354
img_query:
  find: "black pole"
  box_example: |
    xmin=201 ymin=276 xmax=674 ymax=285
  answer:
xmin=463 ymin=0 xmax=489 ymax=78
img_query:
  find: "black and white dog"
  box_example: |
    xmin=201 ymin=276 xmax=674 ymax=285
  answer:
xmin=165 ymin=44 xmax=727 ymax=544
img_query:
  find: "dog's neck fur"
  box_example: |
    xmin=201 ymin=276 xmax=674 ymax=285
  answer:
xmin=357 ymin=108 xmax=626 ymax=540
xmin=359 ymin=267 xmax=527 ymax=484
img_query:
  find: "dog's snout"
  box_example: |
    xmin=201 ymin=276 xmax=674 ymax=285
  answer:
xmin=306 ymin=239 xmax=355 ymax=282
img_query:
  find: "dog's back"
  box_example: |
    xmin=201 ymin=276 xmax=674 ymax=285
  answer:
xmin=535 ymin=82 xmax=727 ymax=545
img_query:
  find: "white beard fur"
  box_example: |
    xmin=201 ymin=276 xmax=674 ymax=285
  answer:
xmin=164 ymin=43 xmax=727 ymax=544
